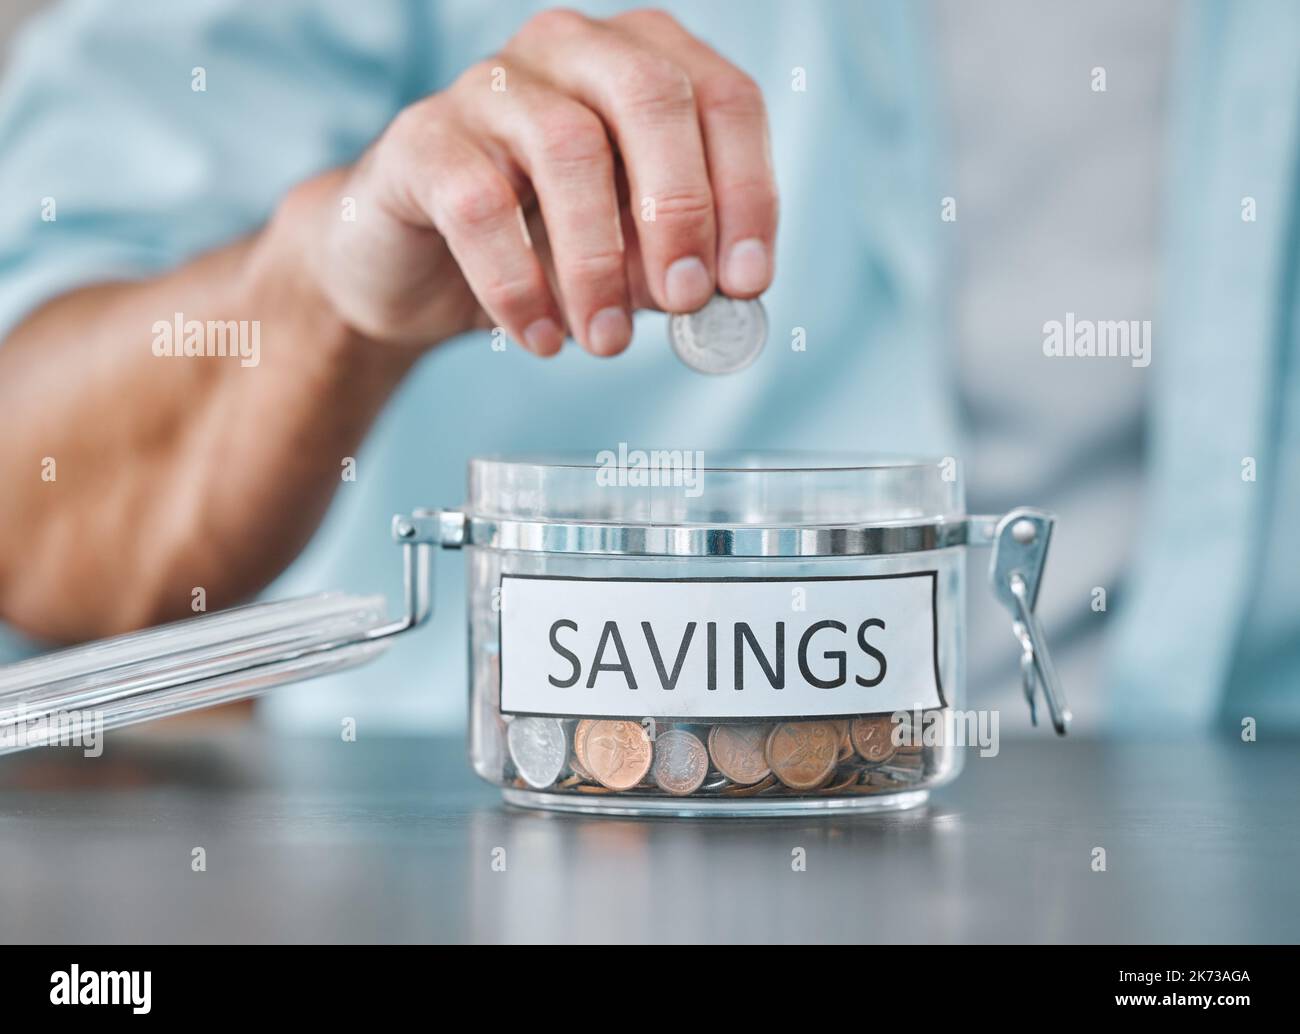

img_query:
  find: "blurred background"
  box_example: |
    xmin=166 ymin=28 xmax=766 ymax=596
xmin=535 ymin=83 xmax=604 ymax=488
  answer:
xmin=0 ymin=2 xmax=42 ymax=68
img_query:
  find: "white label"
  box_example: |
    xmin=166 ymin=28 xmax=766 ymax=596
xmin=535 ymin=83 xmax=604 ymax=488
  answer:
xmin=499 ymin=574 xmax=944 ymax=719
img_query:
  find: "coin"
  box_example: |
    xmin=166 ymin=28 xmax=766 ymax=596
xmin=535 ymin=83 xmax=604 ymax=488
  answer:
xmin=720 ymin=773 xmax=778 ymax=797
xmin=573 ymin=719 xmax=597 ymax=772
xmin=834 ymin=719 xmax=853 ymax=761
xmin=569 ymin=749 xmax=595 ymax=782
xmin=850 ymin=716 xmax=898 ymax=764
xmin=708 ymin=723 xmax=773 ymax=785
xmin=824 ymin=767 xmax=863 ymax=793
xmin=878 ymin=762 xmax=922 ymax=784
xmin=668 ymin=294 xmax=767 ymax=374
xmin=651 ymin=729 xmax=710 ymax=796
xmin=506 ymin=717 xmax=568 ymax=789
xmin=584 ymin=720 xmax=653 ymax=791
xmin=766 ymin=721 xmax=840 ymax=790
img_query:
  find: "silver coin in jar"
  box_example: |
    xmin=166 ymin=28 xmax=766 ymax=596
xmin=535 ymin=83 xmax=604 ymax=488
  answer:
xmin=506 ymin=716 xmax=568 ymax=789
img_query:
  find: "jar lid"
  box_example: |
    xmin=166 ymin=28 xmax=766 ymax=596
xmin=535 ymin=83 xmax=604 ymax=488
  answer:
xmin=468 ymin=450 xmax=964 ymax=527
xmin=0 ymin=593 xmax=394 ymax=756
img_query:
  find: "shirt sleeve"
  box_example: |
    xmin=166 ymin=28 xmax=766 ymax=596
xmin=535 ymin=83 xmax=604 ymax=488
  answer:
xmin=0 ymin=0 xmax=425 ymax=341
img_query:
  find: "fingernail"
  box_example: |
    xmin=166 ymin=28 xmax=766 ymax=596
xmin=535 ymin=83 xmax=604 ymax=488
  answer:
xmin=523 ymin=317 xmax=564 ymax=356
xmin=723 ymin=238 xmax=769 ymax=295
xmin=587 ymin=307 xmax=632 ymax=355
xmin=664 ymin=256 xmax=712 ymax=312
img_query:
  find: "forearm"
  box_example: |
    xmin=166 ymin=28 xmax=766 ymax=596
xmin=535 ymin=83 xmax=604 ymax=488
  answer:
xmin=0 ymin=177 xmax=416 ymax=642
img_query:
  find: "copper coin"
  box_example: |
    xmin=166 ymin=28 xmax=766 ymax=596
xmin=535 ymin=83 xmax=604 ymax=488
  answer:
xmin=651 ymin=729 xmax=710 ymax=796
xmin=572 ymin=719 xmax=597 ymax=771
xmin=569 ymin=750 xmax=595 ymax=782
xmin=850 ymin=716 xmax=897 ymax=764
xmin=766 ymin=721 xmax=840 ymax=790
xmin=707 ymin=724 xmax=772 ymax=785
xmin=585 ymin=720 xmax=653 ymax=791
xmin=720 ymin=773 xmax=778 ymax=797
xmin=834 ymin=720 xmax=854 ymax=761
xmin=824 ymin=767 xmax=863 ymax=793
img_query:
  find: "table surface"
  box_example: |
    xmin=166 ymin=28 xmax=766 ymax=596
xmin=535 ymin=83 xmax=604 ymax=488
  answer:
xmin=1 ymin=727 xmax=1296 ymax=943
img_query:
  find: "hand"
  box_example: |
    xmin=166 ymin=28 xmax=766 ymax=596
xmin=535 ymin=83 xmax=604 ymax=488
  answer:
xmin=306 ymin=7 xmax=778 ymax=357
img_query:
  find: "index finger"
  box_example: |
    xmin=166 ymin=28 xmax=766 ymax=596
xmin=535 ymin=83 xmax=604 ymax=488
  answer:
xmin=506 ymin=10 xmax=718 ymax=314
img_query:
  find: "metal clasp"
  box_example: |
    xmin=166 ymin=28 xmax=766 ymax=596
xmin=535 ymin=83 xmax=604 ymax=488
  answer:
xmin=370 ymin=509 xmax=464 ymax=640
xmin=972 ymin=508 xmax=1071 ymax=735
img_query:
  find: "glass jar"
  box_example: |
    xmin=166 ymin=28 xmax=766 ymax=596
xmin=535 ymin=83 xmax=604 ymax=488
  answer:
xmin=0 ymin=450 xmax=1067 ymax=818
xmin=443 ymin=451 xmax=1066 ymax=816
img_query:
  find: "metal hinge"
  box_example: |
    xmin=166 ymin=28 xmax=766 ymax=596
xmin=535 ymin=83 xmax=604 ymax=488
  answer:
xmin=975 ymin=508 xmax=1071 ymax=735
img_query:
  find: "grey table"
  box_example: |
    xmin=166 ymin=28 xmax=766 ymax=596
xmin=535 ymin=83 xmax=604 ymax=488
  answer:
xmin=1 ymin=728 xmax=1296 ymax=943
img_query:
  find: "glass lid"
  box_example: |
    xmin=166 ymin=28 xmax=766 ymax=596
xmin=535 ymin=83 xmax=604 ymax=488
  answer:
xmin=0 ymin=592 xmax=393 ymax=754
xmin=468 ymin=450 xmax=965 ymax=526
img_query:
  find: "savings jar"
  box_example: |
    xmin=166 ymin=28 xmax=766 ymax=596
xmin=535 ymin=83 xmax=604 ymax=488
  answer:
xmin=431 ymin=450 xmax=1067 ymax=816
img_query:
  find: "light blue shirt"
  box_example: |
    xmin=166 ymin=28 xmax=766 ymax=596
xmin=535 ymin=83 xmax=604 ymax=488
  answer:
xmin=0 ymin=0 xmax=1296 ymax=735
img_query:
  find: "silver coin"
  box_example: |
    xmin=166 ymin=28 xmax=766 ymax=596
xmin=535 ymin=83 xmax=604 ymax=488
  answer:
xmin=506 ymin=717 xmax=567 ymax=789
xmin=669 ymin=294 xmax=767 ymax=374
xmin=651 ymin=728 xmax=710 ymax=796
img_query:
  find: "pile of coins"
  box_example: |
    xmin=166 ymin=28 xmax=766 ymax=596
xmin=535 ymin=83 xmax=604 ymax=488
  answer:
xmin=504 ymin=715 xmax=930 ymax=798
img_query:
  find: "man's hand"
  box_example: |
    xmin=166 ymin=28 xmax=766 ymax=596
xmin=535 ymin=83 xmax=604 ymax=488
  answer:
xmin=0 ymin=8 xmax=777 ymax=642
xmin=309 ymin=8 xmax=778 ymax=357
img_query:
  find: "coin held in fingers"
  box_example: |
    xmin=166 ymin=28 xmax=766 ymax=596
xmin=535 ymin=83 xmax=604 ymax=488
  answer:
xmin=669 ymin=293 xmax=768 ymax=374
